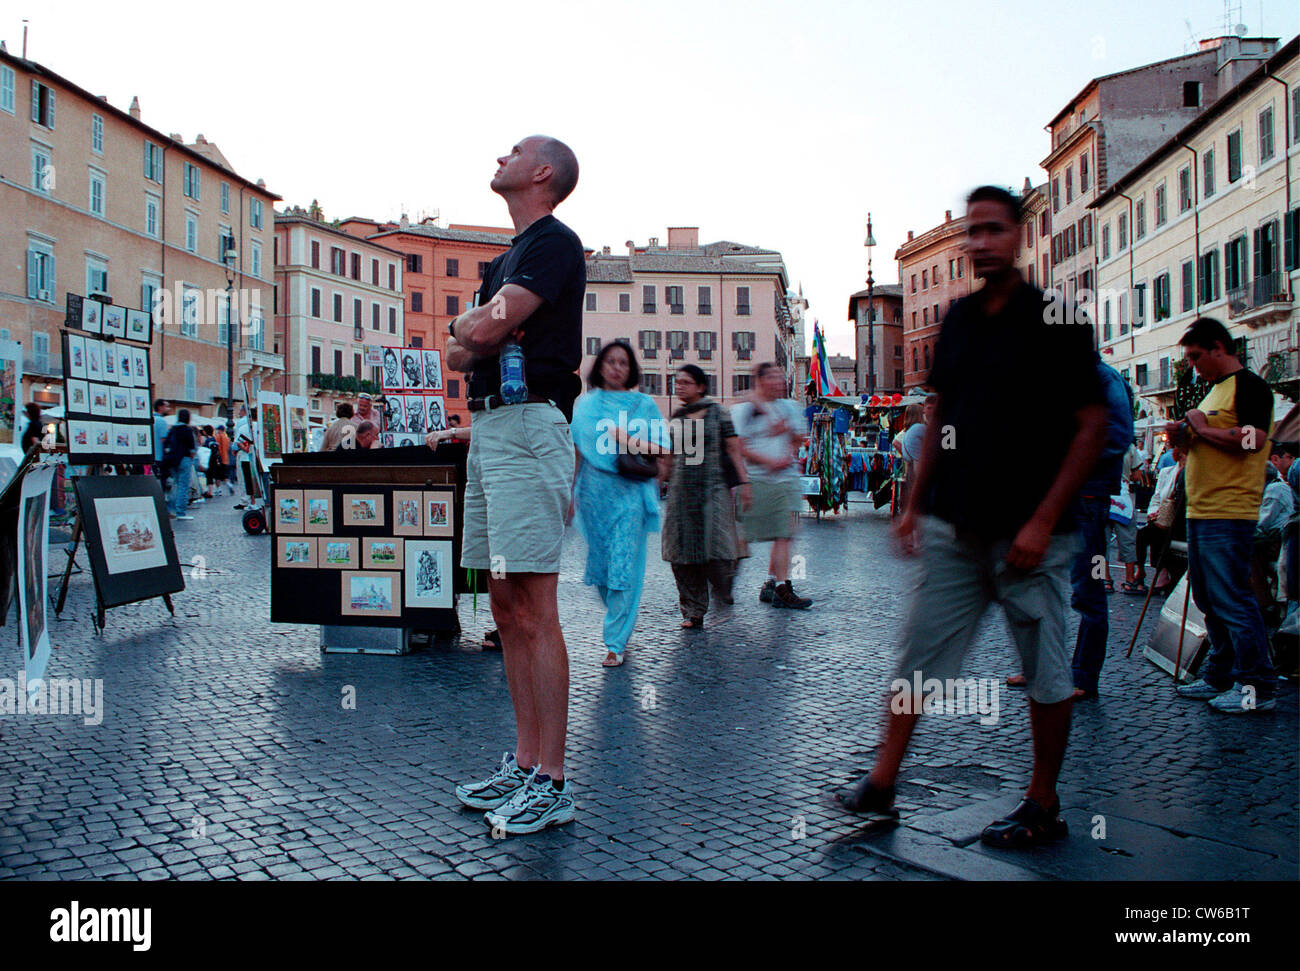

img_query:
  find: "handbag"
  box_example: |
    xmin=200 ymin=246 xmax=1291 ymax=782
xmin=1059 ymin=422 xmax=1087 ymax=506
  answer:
xmin=617 ymin=452 xmax=658 ymax=480
xmin=1108 ymin=484 xmax=1135 ymax=525
xmin=714 ymin=404 xmax=743 ymax=488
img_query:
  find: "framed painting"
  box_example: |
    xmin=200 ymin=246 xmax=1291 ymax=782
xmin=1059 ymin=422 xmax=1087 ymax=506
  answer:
xmin=403 ymin=394 xmax=426 ymax=436
xmin=257 ymin=391 xmax=286 ymax=465
xmin=277 ymin=536 xmax=317 ymax=569
xmin=102 ymin=341 xmax=118 ymax=384
xmin=131 ymin=347 xmax=149 ymax=390
xmin=392 ymin=490 xmax=423 ymax=536
xmin=342 ymin=493 xmax=385 ymax=527
xmin=115 ymin=346 xmax=135 ymax=387
xmin=425 ymin=395 xmax=447 ymax=433
xmin=303 ymin=489 xmax=333 ymax=534
xmin=285 ymin=394 xmax=310 ymax=454
xmin=72 ymin=474 xmax=185 ymax=609
xmin=422 ymin=489 xmax=454 ymax=538
xmin=126 ymin=307 xmax=152 ymax=344
xmin=403 ymin=540 xmax=453 ymax=609
xmin=381 ymin=347 xmax=402 ymax=392
xmin=362 ymin=536 xmax=403 ymax=569
xmin=400 ymin=348 xmax=423 ymax=390
xmin=86 ymin=340 xmax=104 ymax=381
xmin=68 ymin=420 xmax=92 ymax=451
xmin=66 ymin=379 xmax=90 ymax=415
xmin=318 ymin=537 xmax=359 ymax=569
xmin=102 ymin=304 xmax=127 ymax=339
xmin=340 ymin=570 xmax=401 ymax=618
xmin=81 ymin=298 xmax=103 ymax=334
xmin=274 ymin=488 xmax=303 ymax=533
xmin=66 ymin=334 xmax=88 ymax=379
xmin=18 ymin=466 xmax=54 ymax=688
xmin=89 ymin=384 xmax=111 ymax=417
xmin=421 ymin=349 xmax=443 ymax=391
xmin=382 ymin=394 xmax=405 ymax=433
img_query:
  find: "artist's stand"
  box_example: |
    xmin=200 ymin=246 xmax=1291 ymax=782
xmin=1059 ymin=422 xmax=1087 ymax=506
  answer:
xmin=53 ymin=464 xmax=176 ymax=633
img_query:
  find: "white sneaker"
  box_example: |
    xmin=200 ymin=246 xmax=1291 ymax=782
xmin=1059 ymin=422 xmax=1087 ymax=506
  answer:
xmin=454 ymin=753 xmax=529 ymax=810
xmin=1175 ymin=678 xmax=1223 ymax=700
xmin=1208 ymin=683 xmax=1276 ymax=714
xmin=483 ymin=769 xmax=576 ymax=835
xmin=175 ymin=514 xmax=194 ymax=521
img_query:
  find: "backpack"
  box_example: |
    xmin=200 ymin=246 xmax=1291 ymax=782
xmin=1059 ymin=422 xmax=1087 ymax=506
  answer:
xmin=161 ymin=425 xmax=185 ymax=469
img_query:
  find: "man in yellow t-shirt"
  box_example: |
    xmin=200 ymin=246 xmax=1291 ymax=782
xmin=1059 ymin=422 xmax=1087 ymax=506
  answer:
xmin=1169 ymin=318 xmax=1276 ymax=713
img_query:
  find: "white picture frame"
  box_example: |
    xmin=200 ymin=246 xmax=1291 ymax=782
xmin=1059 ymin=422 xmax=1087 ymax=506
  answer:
xmin=403 ymin=539 xmax=453 ymax=609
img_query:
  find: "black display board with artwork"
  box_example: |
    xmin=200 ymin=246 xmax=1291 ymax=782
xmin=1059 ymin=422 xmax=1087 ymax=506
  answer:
xmin=60 ymin=292 xmax=157 ymax=465
xmin=69 ymin=474 xmax=185 ymax=629
xmin=269 ymin=463 xmax=460 ymax=631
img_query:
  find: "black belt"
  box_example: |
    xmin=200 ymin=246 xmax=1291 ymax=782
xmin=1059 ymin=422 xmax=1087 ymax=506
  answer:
xmin=467 ymin=393 xmax=554 ymax=412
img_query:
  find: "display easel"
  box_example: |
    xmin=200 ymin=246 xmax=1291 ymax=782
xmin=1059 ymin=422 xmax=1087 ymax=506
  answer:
xmin=54 ymin=464 xmax=176 ymax=633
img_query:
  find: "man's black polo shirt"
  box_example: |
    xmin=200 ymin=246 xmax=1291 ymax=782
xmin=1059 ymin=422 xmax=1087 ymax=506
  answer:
xmin=468 ymin=214 xmax=585 ymax=420
xmin=925 ymin=280 xmax=1104 ymax=541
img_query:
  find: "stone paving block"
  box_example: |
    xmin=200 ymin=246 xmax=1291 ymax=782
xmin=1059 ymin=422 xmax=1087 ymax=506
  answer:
xmin=2 ymin=499 xmax=1295 ymax=881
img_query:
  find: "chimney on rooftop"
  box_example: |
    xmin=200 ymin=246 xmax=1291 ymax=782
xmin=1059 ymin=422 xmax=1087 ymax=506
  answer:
xmin=667 ymin=227 xmax=699 ymax=250
xmin=907 ymin=231 xmax=914 ymax=241
xmin=195 ymin=133 xmax=207 ymax=144
xmin=129 ymin=96 xmax=140 ymax=120
xmin=602 ymin=245 xmax=611 ymax=256
xmin=626 ymin=240 xmax=635 ymax=256
xmin=945 ymin=210 xmax=952 ymax=222
xmin=648 ymin=236 xmax=659 ymax=250
xmin=400 ymin=213 xmax=410 ymax=230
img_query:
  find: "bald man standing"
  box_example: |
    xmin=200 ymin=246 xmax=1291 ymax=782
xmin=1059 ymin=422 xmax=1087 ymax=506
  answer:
xmin=447 ymin=136 xmax=585 ymax=835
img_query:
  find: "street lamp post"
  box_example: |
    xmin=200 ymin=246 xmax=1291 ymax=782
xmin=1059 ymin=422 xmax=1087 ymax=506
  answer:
xmin=864 ymin=213 xmax=877 ymax=396
xmin=224 ymin=241 xmax=238 ymax=440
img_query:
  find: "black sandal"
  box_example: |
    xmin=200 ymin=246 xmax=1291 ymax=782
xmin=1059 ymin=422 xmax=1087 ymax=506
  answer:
xmin=681 ymin=617 xmax=704 ymax=630
xmin=481 ymin=629 xmax=502 ymax=650
xmin=980 ymin=797 xmax=1067 ymax=848
xmin=835 ymin=777 xmax=898 ymax=818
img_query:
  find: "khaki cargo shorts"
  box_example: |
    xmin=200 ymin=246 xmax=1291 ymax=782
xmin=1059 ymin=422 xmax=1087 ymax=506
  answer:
xmin=461 ymin=401 xmax=574 ymax=575
xmin=893 ymin=516 xmax=1078 ymax=705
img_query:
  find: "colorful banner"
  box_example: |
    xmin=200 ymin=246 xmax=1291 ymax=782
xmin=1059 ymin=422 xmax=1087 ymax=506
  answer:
xmin=809 ymin=322 xmax=844 ymax=397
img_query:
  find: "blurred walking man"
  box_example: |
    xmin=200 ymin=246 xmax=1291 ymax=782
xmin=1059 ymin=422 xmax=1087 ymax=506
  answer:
xmin=836 ymin=185 xmax=1107 ymax=848
xmin=731 ymin=362 xmax=812 ymax=609
xmin=448 ymin=136 xmax=585 ymax=834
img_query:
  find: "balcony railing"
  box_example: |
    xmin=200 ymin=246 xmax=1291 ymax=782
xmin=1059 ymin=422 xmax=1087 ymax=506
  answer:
xmin=1228 ymin=271 xmax=1292 ymax=324
xmin=238 ymin=347 xmax=285 ymax=372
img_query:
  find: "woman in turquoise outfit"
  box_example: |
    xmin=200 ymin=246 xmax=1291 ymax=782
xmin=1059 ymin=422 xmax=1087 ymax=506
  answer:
xmin=570 ymin=341 xmax=671 ymax=667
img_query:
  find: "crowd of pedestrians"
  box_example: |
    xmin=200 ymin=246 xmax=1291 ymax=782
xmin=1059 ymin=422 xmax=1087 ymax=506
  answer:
xmin=169 ymin=149 xmax=1289 ymax=845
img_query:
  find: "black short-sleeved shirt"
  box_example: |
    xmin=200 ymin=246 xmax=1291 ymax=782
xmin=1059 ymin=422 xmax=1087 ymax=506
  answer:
xmin=926 ymin=281 xmax=1104 ymax=540
xmin=169 ymin=423 xmax=197 ymax=457
xmin=468 ymin=214 xmax=586 ymax=420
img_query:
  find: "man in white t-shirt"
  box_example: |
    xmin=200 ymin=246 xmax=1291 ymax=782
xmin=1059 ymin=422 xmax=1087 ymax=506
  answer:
xmin=730 ymin=362 xmax=812 ymax=609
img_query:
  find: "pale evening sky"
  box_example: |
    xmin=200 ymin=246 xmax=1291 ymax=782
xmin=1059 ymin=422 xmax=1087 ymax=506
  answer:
xmin=6 ymin=0 xmax=1299 ymax=355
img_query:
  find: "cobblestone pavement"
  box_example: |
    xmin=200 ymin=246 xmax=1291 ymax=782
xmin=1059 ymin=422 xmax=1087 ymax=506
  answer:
xmin=2 ymin=491 xmax=1296 ymax=881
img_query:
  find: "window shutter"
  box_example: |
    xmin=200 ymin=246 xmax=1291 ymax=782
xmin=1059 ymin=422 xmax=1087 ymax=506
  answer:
xmin=30 ymin=80 xmax=40 ymax=122
xmin=49 ymin=254 xmax=56 ymax=298
xmin=47 ymin=88 xmax=54 ymax=128
xmin=1252 ymin=230 xmax=1261 ymax=279
xmin=26 ymin=250 xmax=37 ymax=298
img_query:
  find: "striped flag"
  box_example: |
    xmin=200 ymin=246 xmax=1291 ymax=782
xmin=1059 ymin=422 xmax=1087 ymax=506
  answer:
xmin=809 ymin=321 xmax=844 ymax=397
